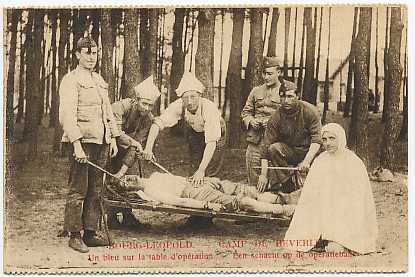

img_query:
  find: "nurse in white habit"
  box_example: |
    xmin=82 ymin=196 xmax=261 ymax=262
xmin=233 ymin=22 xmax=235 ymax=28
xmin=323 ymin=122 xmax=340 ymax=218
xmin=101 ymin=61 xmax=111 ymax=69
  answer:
xmin=284 ymin=123 xmax=378 ymax=255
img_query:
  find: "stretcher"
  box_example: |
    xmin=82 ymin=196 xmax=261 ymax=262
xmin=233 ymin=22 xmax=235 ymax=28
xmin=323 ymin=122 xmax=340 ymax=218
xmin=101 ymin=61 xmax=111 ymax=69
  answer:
xmin=101 ymin=186 xmax=292 ymax=224
xmin=88 ymin=160 xmax=301 ymax=244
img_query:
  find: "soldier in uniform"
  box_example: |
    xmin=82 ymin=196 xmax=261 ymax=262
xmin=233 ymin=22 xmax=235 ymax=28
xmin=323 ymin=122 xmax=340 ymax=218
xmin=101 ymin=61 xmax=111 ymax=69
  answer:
xmin=107 ymin=76 xmax=161 ymax=228
xmin=241 ymin=57 xmax=284 ymax=187
xmin=59 ymin=37 xmax=120 ymax=253
xmin=257 ymin=81 xmax=322 ymax=194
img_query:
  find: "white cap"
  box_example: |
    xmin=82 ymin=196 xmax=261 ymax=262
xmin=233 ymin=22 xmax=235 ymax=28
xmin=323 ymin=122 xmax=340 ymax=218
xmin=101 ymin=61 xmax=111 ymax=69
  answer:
xmin=175 ymin=72 xmax=205 ymax=97
xmin=134 ymin=75 xmax=161 ymax=102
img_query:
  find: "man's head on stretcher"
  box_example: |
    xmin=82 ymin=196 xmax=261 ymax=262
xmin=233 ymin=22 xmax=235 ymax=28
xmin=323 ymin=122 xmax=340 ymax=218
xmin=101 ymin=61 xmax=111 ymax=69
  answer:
xmin=113 ymin=172 xmax=298 ymax=217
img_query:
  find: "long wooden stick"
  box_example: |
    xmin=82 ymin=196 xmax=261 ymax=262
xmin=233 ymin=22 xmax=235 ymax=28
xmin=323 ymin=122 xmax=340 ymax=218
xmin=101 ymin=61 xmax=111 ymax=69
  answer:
xmin=253 ymin=166 xmax=300 ymax=171
xmin=150 ymin=159 xmax=174 ymax=176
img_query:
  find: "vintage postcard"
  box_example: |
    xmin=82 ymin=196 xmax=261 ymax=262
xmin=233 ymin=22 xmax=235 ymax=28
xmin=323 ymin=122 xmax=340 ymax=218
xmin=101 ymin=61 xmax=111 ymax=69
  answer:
xmin=3 ymin=3 xmax=408 ymax=273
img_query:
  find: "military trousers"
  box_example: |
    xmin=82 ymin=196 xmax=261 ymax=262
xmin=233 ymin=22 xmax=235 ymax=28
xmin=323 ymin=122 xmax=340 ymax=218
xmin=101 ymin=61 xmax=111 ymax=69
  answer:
xmin=245 ymin=143 xmax=263 ymax=187
xmin=63 ymin=142 xmax=109 ymax=233
xmin=267 ymin=142 xmax=307 ymax=193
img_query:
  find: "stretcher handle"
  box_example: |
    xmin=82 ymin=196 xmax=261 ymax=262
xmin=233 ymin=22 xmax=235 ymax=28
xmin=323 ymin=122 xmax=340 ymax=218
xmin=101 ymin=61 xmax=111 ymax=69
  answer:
xmin=253 ymin=166 xmax=300 ymax=171
xmin=87 ymin=160 xmax=130 ymax=187
xmin=149 ymin=158 xmax=174 ymax=176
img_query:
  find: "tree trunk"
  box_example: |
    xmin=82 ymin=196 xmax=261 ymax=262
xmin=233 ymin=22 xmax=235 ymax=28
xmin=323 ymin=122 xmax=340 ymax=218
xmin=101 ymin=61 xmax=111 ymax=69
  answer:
xmin=366 ymin=8 xmax=372 ymax=79
xmin=382 ymin=7 xmax=390 ymax=122
xmin=398 ymin=29 xmax=408 ymax=141
xmin=195 ymin=9 xmax=216 ymax=101
xmin=302 ymin=8 xmax=317 ymax=104
xmin=27 ymin=10 xmax=45 ymax=160
xmin=101 ymin=9 xmax=116 ymax=102
xmin=71 ymin=9 xmax=80 ymax=70
xmin=149 ymin=9 xmax=160 ymax=114
xmin=315 ymin=8 xmax=323 ymax=91
xmin=267 ymin=8 xmax=279 ymax=57
xmin=91 ymin=9 xmax=100 ymax=72
xmin=111 ymin=9 xmax=122 ymax=99
xmin=6 ymin=9 xmax=20 ymax=141
xmin=23 ymin=12 xmax=34 ymax=141
xmin=374 ymin=8 xmax=380 ymax=113
xmin=139 ymin=9 xmax=150 ymax=79
xmin=380 ymin=7 xmax=403 ymax=170
xmin=291 ymin=8 xmax=298 ymax=78
xmin=218 ymin=10 xmax=225 ymax=111
xmin=322 ymin=8 xmax=331 ymax=124
xmin=16 ymin=18 xmax=26 ymax=124
xmin=149 ymin=9 xmax=159 ymax=79
xmin=49 ymin=11 xmax=58 ymax=128
xmin=188 ymin=10 xmax=197 ymax=72
xmin=66 ymin=17 xmax=71 ymax=71
xmin=227 ymin=8 xmax=244 ymax=148
xmin=38 ymin=34 xmax=46 ymax=125
xmin=123 ymin=9 xmax=142 ymax=99
xmin=348 ymin=8 xmax=372 ymax=166
xmin=283 ymin=8 xmax=291 ymax=78
xmin=53 ymin=10 xmax=70 ymax=153
xmin=344 ymin=8 xmax=358 ymax=117
xmin=297 ymin=8 xmax=306 ymax=98
xmin=244 ymin=9 xmax=264 ymax=105
xmin=158 ymin=10 xmax=165 ymax=88
xmin=71 ymin=9 xmax=89 ymax=70
xmin=169 ymin=8 xmax=186 ymax=104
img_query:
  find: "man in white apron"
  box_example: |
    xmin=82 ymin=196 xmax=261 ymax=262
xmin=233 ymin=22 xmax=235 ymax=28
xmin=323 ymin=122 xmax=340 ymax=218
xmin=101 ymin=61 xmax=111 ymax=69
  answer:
xmin=143 ymin=72 xmax=226 ymax=227
xmin=143 ymin=72 xmax=226 ymax=185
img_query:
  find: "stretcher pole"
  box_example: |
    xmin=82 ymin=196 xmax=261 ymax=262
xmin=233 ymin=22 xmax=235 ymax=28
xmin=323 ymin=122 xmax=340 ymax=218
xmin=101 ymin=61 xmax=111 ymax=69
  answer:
xmin=253 ymin=166 xmax=300 ymax=171
xmin=150 ymin=159 xmax=174 ymax=176
xmin=87 ymin=160 xmax=134 ymax=245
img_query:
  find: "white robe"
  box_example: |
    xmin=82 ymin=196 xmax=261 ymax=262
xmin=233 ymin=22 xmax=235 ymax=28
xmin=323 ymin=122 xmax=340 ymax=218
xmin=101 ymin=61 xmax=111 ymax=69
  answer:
xmin=284 ymin=148 xmax=378 ymax=254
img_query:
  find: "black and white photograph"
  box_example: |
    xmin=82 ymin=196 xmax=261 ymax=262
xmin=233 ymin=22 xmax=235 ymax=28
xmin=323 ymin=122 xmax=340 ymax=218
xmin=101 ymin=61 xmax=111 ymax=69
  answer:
xmin=2 ymin=4 xmax=409 ymax=273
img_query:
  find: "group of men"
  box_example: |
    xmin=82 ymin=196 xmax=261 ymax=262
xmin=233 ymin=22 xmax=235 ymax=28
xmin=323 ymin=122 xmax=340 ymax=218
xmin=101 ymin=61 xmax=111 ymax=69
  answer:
xmin=59 ymin=37 xmax=321 ymax=253
xmin=242 ymin=56 xmax=322 ymax=193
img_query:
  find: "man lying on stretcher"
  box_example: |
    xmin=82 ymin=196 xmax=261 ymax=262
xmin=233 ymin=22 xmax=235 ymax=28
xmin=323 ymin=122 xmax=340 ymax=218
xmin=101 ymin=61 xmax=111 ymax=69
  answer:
xmin=111 ymin=172 xmax=299 ymax=217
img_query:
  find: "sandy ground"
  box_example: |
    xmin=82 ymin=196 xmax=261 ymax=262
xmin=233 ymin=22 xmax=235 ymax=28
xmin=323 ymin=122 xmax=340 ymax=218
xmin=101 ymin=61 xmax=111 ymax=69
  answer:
xmin=4 ymin=115 xmax=408 ymax=273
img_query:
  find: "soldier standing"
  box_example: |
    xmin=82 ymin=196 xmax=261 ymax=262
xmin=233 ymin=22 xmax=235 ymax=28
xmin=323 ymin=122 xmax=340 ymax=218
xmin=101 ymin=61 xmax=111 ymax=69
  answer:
xmin=241 ymin=57 xmax=284 ymax=186
xmin=59 ymin=37 xmax=120 ymax=253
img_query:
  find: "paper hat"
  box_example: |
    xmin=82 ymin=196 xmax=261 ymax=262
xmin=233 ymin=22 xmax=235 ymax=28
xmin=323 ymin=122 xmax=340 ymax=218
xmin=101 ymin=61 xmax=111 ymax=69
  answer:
xmin=175 ymin=72 xmax=205 ymax=97
xmin=134 ymin=75 xmax=161 ymax=102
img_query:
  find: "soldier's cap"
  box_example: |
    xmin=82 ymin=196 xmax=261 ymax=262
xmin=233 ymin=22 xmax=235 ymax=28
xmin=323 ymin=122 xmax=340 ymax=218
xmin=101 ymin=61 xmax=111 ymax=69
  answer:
xmin=263 ymin=56 xmax=282 ymax=69
xmin=279 ymin=80 xmax=298 ymax=96
xmin=76 ymin=37 xmax=98 ymax=53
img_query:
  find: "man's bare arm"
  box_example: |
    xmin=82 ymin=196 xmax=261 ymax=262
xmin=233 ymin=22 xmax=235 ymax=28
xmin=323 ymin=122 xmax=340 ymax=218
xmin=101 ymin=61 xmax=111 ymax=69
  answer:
xmin=298 ymin=142 xmax=320 ymax=171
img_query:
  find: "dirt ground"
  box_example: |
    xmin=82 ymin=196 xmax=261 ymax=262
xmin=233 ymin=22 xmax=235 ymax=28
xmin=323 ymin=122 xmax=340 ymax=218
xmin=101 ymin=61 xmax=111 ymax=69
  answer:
xmin=4 ymin=113 xmax=408 ymax=273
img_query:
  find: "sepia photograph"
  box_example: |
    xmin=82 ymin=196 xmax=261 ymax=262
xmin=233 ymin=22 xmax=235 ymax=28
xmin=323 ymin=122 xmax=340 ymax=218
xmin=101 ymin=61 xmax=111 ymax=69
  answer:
xmin=3 ymin=3 xmax=409 ymax=273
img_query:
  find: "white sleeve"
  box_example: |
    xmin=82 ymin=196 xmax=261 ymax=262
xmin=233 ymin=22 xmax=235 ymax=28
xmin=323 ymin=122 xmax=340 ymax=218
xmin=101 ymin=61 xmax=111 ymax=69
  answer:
xmin=203 ymin=100 xmax=222 ymax=143
xmin=154 ymin=99 xmax=183 ymax=130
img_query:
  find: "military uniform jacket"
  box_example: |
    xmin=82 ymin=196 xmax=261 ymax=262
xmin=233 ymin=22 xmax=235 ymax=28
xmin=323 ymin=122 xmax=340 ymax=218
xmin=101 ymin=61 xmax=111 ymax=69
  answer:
xmin=59 ymin=66 xmax=120 ymax=144
xmin=241 ymin=83 xmax=281 ymax=144
xmin=260 ymin=100 xmax=323 ymax=160
xmin=111 ymin=98 xmax=154 ymax=149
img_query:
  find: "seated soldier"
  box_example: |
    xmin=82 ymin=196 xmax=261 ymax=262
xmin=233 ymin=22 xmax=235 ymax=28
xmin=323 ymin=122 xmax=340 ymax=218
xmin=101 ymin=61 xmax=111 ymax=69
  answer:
xmin=258 ymin=80 xmax=322 ymax=193
xmin=112 ymin=172 xmax=299 ymax=217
